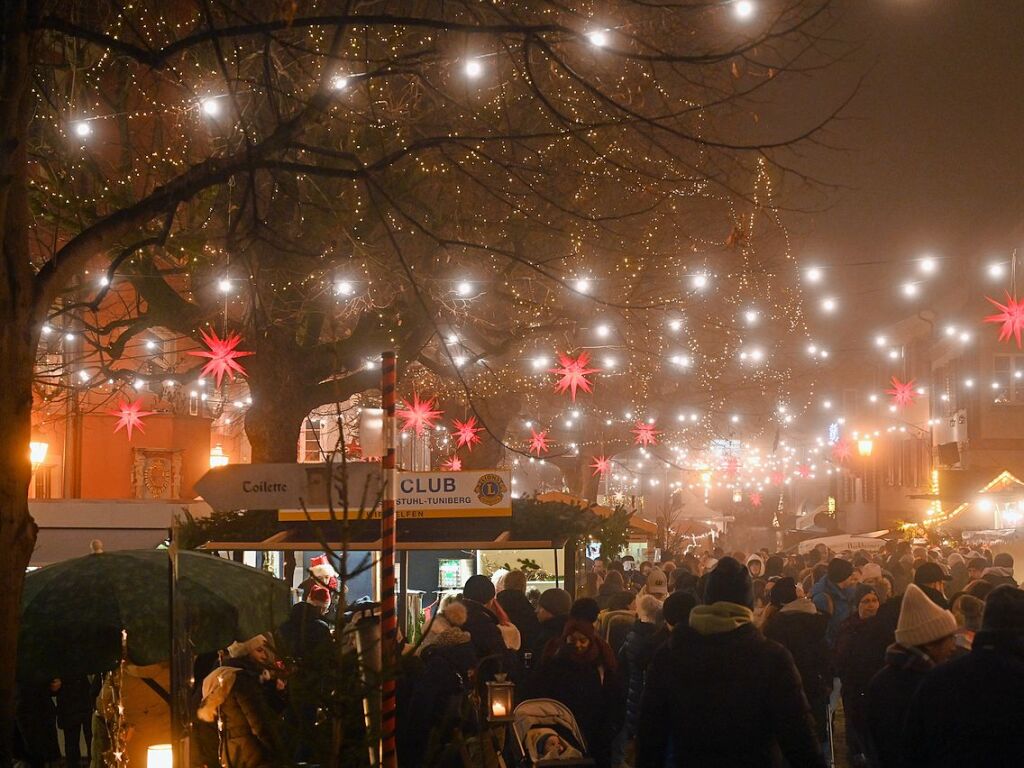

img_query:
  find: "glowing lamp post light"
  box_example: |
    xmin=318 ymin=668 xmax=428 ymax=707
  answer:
xmin=857 ymin=439 xmax=874 ymax=458
xmin=146 ymin=744 xmax=173 ymax=768
xmin=29 ymin=441 xmax=48 ymax=470
xmin=486 ymin=673 xmax=515 ymax=722
xmin=209 ymin=444 xmax=229 ymax=469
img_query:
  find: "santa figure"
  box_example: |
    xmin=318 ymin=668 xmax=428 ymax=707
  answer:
xmin=299 ymin=554 xmax=340 ymax=617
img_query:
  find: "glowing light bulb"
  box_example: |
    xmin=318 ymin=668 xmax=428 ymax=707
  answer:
xmin=453 ymin=355 xmax=467 ymax=367
xmin=668 ymin=318 xmax=683 ymax=332
xmin=743 ymin=309 xmax=759 ymax=325
xmin=464 ymin=59 xmax=483 ymax=78
xmin=595 ymin=324 xmax=610 ymax=338
xmin=734 ymin=0 xmax=755 ymax=19
xmin=821 ymin=296 xmax=837 ymax=313
xmin=805 ymin=266 xmax=823 ymax=283
xmin=902 ymin=282 xmax=919 ymax=298
xmin=823 ymin=400 xmax=832 ymax=410
xmin=218 ymin=278 xmax=232 ymax=293
xmin=73 ymin=121 xmax=92 ymax=138
xmin=888 ymin=348 xmax=900 ymax=360
xmin=586 ymin=29 xmax=609 ymax=47
xmin=919 ymin=255 xmax=937 ymax=274
xmin=603 ymin=356 xmax=617 ymax=369
xmin=988 ymin=262 xmax=1006 ymax=279
xmin=200 ymin=97 xmax=222 ymax=117
xmin=456 ymin=280 xmax=473 ymax=296
xmin=330 ymin=74 xmax=349 ymax=91
xmin=574 ymin=277 xmax=591 ymax=294
xmin=690 ymin=273 xmax=709 ymax=290
xmin=875 ymin=335 xmax=887 ymax=347
xmin=531 ymin=356 xmax=549 ymax=370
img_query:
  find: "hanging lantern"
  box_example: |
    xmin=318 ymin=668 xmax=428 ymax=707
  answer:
xmin=146 ymin=745 xmax=172 ymax=768
xmin=485 ymin=673 xmax=515 ymax=722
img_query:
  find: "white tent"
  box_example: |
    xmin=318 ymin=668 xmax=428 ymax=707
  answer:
xmin=797 ymin=531 xmax=889 ymax=555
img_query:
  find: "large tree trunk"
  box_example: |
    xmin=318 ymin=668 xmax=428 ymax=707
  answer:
xmin=0 ymin=3 xmax=38 ymax=758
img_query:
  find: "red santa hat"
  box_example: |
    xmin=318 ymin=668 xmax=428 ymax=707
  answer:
xmin=309 ymin=554 xmax=338 ymax=580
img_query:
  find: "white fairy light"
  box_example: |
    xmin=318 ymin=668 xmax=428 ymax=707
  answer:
xmin=200 ymin=97 xmax=222 ymax=117
xmin=464 ymin=59 xmax=483 ymax=78
xmin=805 ymin=266 xmax=823 ymax=283
xmin=330 ymin=74 xmax=349 ymax=91
xmin=218 ymin=278 xmax=232 ymax=293
xmin=875 ymin=335 xmax=887 ymax=347
xmin=574 ymin=277 xmax=591 ymax=294
xmin=595 ymin=323 xmax=610 ymax=338
xmin=335 ymin=280 xmax=354 ymax=296
xmin=734 ymin=1 xmax=755 ymax=20
xmin=919 ymin=255 xmax=937 ymax=274
xmin=456 ymin=280 xmax=473 ymax=297
xmin=988 ymin=262 xmax=1006 ymax=279
xmin=821 ymin=296 xmax=837 ymax=313
xmin=72 ymin=121 xmax=93 ymax=138
xmin=902 ymin=281 xmax=919 ymax=298
xmin=586 ymin=29 xmax=609 ymax=47
xmin=690 ymin=273 xmax=709 ymax=290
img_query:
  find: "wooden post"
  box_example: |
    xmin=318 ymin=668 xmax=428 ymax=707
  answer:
xmin=379 ymin=352 xmax=398 ymax=768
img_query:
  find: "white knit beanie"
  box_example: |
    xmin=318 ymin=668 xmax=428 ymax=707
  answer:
xmin=895 ymin=584 xmax=957 ymax=647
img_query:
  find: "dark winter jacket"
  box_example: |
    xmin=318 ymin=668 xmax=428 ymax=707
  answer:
xmin=496 ymin=589 xmax=541 ymax=655
xmin=900 ymin=630 xmax=1024 ymax=767
xmin=762 ymin=599 xmax=831 ymax=733
xmin=521 ymin=648 xmax=625 ymax=768
xmin=617 ymin=620 xmax=661 ymax=736
xmin=864 ymin=644 xmax=934 ymax=768
xmin=461 ymin=598 xmax=507 ymax=658
xmin=210 ymin=659 xmax=282 ymax=768
xmin=636 ymin=617 xmax=825 ymax=768
xmin=56 ymin=676 xmax=96 ymax=727
xmin=810 ymin=574 xmax=853 ymax=647
xmin=276 ymin=602 xmax=332 ymax=662
xmin=397 ymin=628 xmax=477 ymax=768
xmin=531 ymin=614 xmax=568 ymax=661
xmin=917 ymin=584 xmax=950 ymax=610
xmin=835 ymin=614 xmax=885 ymax=743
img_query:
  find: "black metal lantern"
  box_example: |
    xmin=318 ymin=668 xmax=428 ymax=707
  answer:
xmin=485 ymin=673 xmax=515 ymax=723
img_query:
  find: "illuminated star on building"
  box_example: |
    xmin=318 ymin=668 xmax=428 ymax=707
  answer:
xmin=442 ymin=455 xmax=463 ymax=471
xmin=550 ymin=351 xmax=599 ymax=401
xmin=399 ymin=393 xmax=443 ymax=435
xmin=886 ymin=376 xmax=917 ymax=408
xmin=109 ymin=399 xmax=155 ymax=440
xmin=591 ymin=455 xmax=612 ymax=477
xmin=984 ymin=292 xmax=1024 ymax=348
xmin=632 ymin=420 xmax=660 ymax=447
xmin=451 ymin=416 xmax=483 ymax=450
xmin=187 ymin=328 xmax=254 ymax=388
xmin=529 ymin=428 xmax=550 ymax=456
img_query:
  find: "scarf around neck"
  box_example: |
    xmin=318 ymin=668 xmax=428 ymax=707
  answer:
xmin=689 ymin=602 xmax=754 ymax=636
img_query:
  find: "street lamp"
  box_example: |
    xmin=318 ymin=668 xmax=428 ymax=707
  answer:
xmin=857 ymin=438 xmax=874 ymax=458
xmin=209 ymin=444 xmax=229 ymax=468
xmin=29 ymin=441 xmax=48 ymax=470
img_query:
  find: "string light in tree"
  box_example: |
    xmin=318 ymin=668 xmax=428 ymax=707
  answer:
xmin=451 ymin=416 xmax=483 ymax=450
xmin=550 ymin=351 xmax=599 ymax=401
xmin=632 ymin=420 xmax=660 ymax=447
xmin=984 ymin=292 xmax=1024 ymax=348
xmin=109 ymin=399 xmax=155 ymax=440
xmin=886 ymin=376 xmax=918 ymax=407
xmin=188 ymin=328 xmax=253 ymax=387
xmin=528 ymin=428 xmax=550 ymax=456
xmin=399 ymin=394 xmax=443 ymax=436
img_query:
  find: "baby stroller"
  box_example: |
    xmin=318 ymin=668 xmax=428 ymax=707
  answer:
xmin=511 ymin=698 xmax=594 ymax=766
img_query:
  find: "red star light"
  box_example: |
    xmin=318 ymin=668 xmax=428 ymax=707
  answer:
xmin=109 ymin=399 xmax=155 ymax=441
xmin=550 ymin=351 xmax=599 ymax=401
xmin=832 ymin=439 xmax=852 ymax=463
xmin=441 ymin=455 xmax=462 ymax=472
xmin=984 ymin=292 xmax=1024 ymax=348
xmin=796 ymin=464 xmax=811 ymax=478
xmin=451 ymin=416 xmax=483 ymax=450
xmin=750 ymin=492 xmax=762 ymax=507
xmin=591 ymin=455 xmax=612 ymax=477
xmin=399 ymin=393 xmax=443 ymax=436
xmin=886 ymin=376 xmax=917 ymax=408
xmin=770 ymin=471 xmax=785 ymax=486
xmin=188 ymin=328 xmax=253 ymax=388
xmin=632 ymin=420 xmax=660 ymax=447
xmin=528 ymin=428 xmax=550 ymax=456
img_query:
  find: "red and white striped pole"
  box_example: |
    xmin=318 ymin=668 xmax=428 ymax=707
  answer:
xmin=379 ymin=351 xmax=398 ymax=768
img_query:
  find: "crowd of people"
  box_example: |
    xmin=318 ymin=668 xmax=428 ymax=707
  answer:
xmin=399 ymin=540 xmax=1024 ymax=767
xmin=14 ymin=542 xmax=1024 ymax=768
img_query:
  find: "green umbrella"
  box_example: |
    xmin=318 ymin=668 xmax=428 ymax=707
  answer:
xmin=19 ymin=550 xmax=291 ymax=680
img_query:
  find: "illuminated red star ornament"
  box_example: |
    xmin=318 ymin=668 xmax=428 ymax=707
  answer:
xmin=591 ymin=455 xmax=612 ymax=477
xmin=724 ymin=457 xmax=739 ymax=477
xmin=750 ymin=492 xmax=763 ymax=507
xmin=109 ymin=399 xmax=155 ymax=441
xmin=984 ymin=292 xmax=1024 ymax=348
xmin=399 ymin=394 xmax=443 ymax=436
xmin=632 ymin=421 xmax=660 ymax=447
xmin=770 ymin=471 xmax=785 ymax=486
xmin=550 ymin=351 xmax=599 ymax=401
xmin=441 ymin=455 xmax=463 ymax=472
xmin=451 ymin=416 xmax=483 ymax=450
xmin=188 ymin=328 xmax=254 ymax=388
xmin=528 ymin=428 xmax=550 ymax=456
xmin=886 ymin=376 xmax=917 ymax=408
xmin=796 ymin=464 xmax=811 ymax=479
xmin=832 ymin=439 xmax=852 ymax=463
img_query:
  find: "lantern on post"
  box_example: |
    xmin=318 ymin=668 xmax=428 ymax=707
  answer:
xmin=29 ymin=441 xmax=48 ymax=470
xmin=485 ymin=673 xmax=515 ymax=722
xmin=857 ymin=438 xmax=874 ymax=458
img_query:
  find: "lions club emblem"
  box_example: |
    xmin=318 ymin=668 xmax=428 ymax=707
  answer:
xmin=474 ymin=473 xmax=507 ymax=506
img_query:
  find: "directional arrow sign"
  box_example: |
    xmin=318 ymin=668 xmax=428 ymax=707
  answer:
xmin=195 ymin=462 xmax=381 ymax=512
